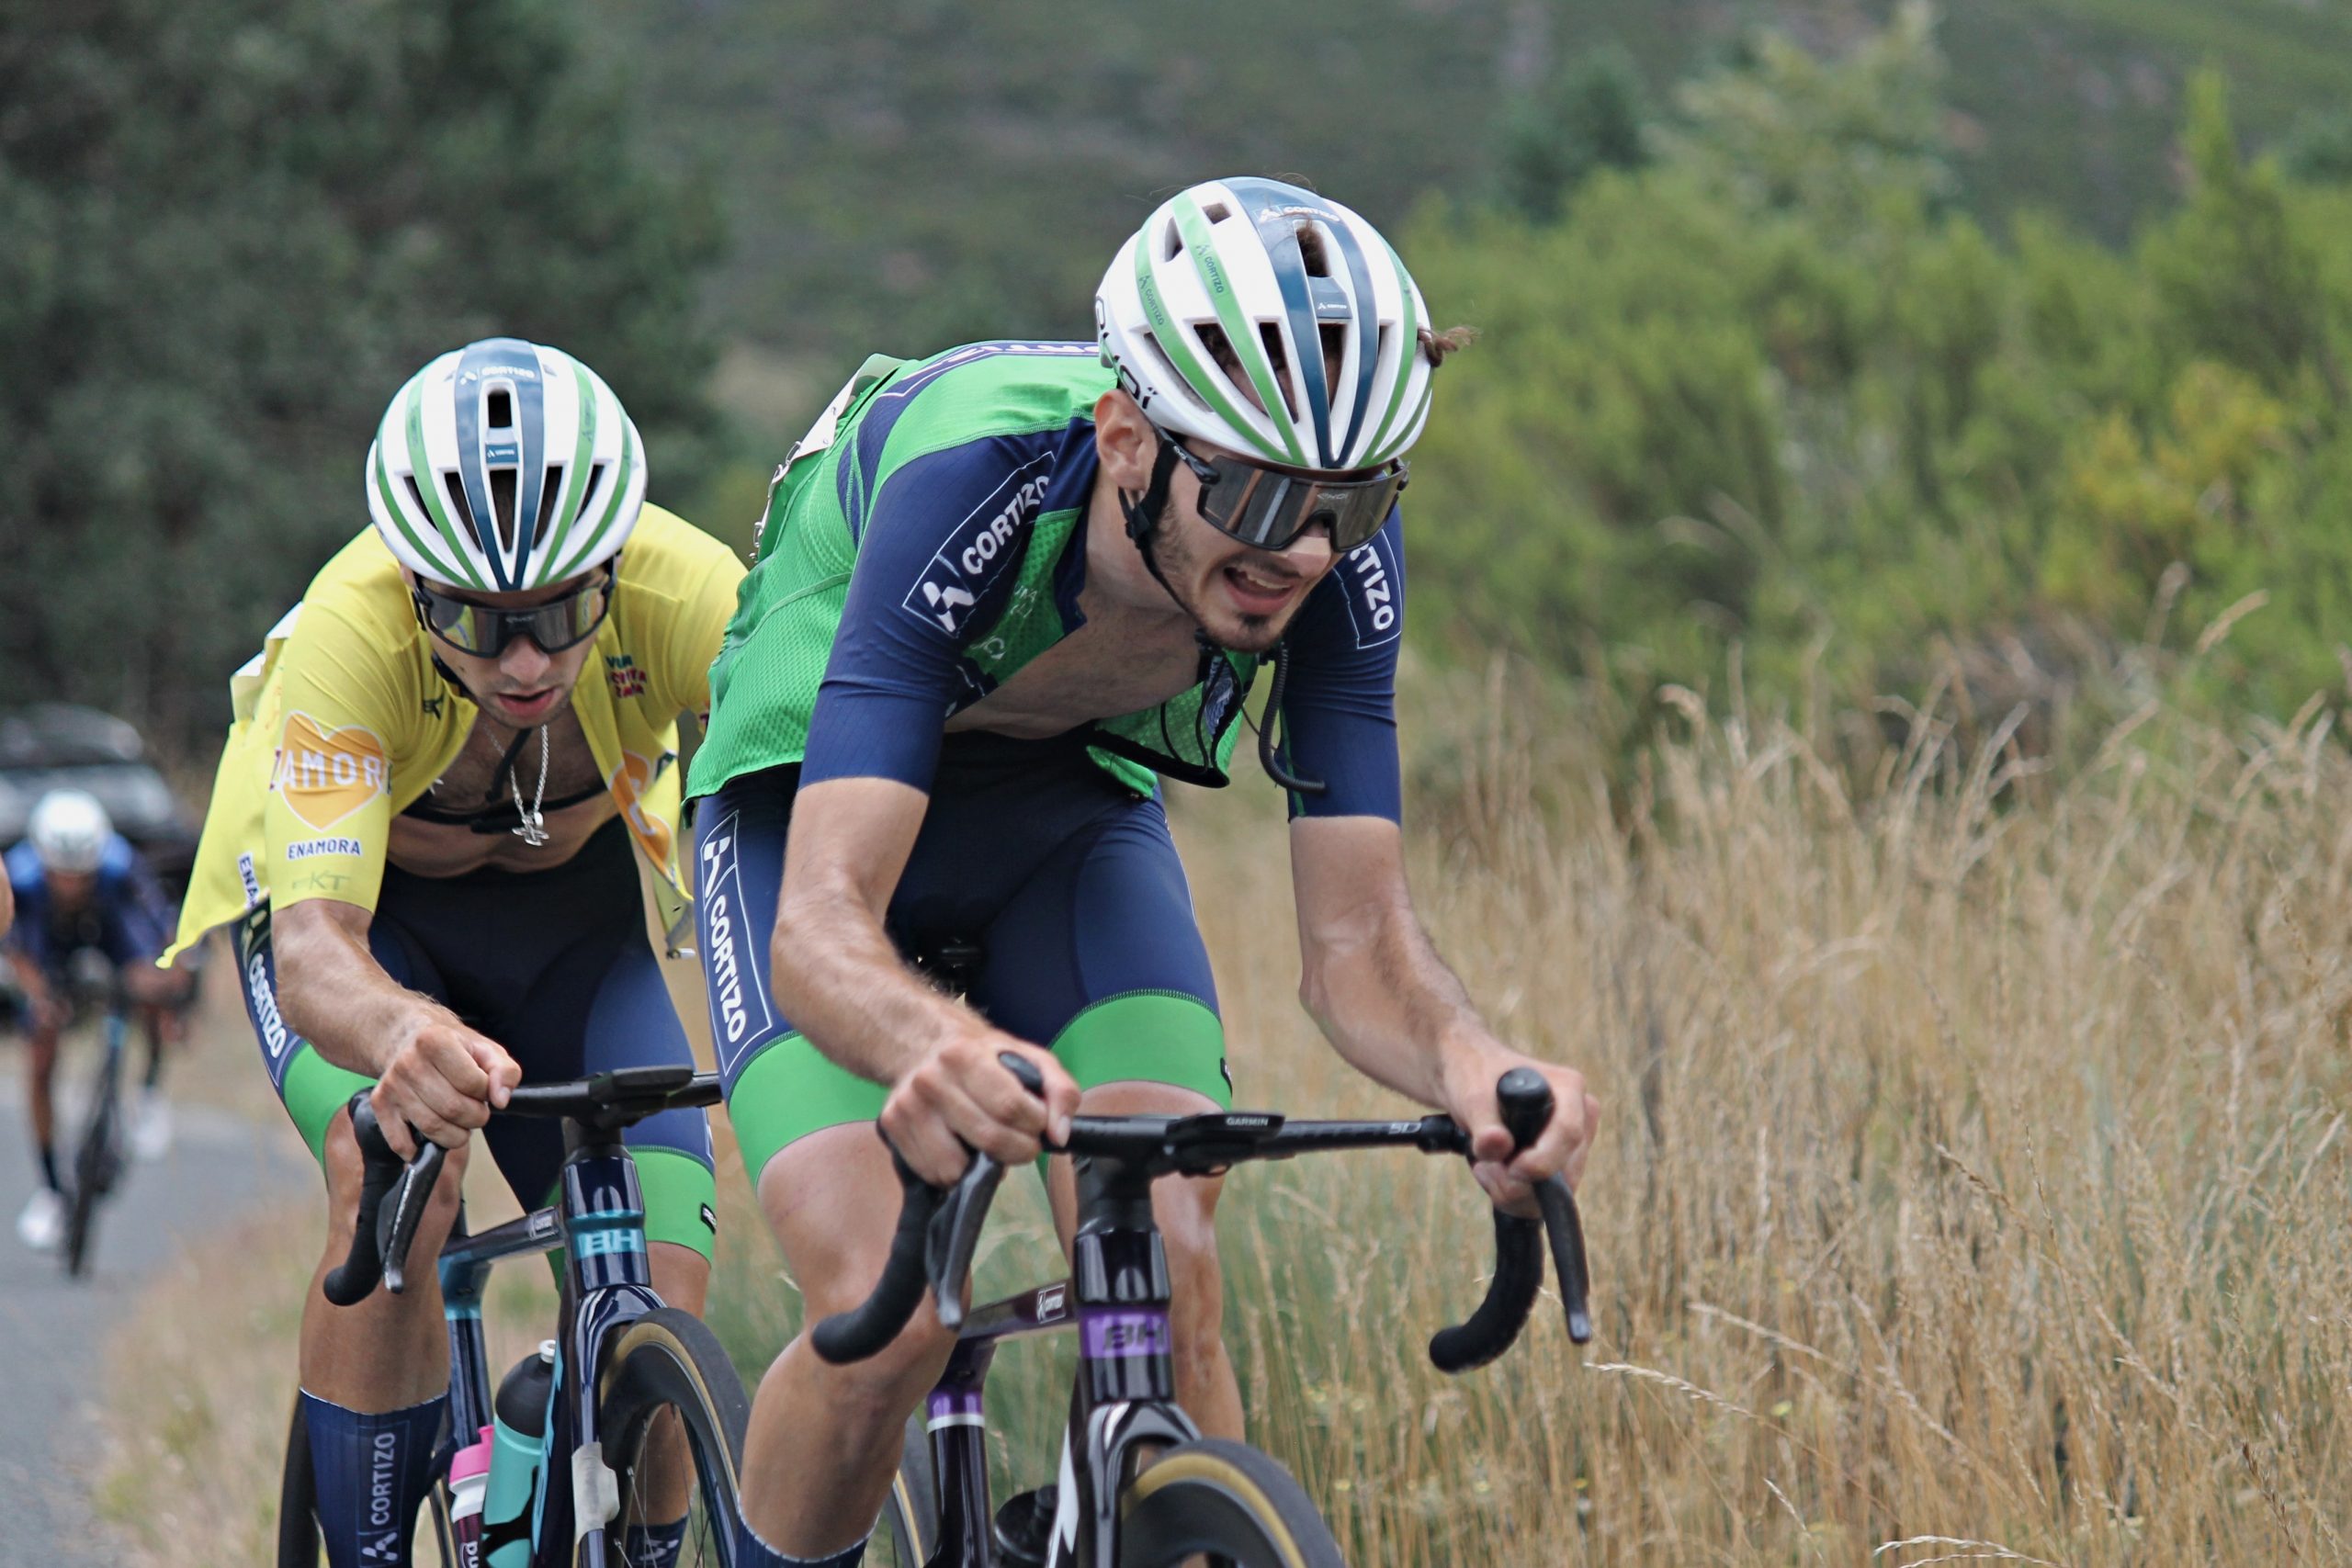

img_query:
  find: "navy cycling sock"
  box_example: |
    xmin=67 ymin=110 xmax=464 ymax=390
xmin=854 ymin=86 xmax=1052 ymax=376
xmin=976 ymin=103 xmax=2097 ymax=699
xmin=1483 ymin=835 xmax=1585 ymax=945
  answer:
xmin=37 ymin=1144 xmax=58 ymax=1192
xmin=624 ymin=1517 xmax=689 ymax=1567
xmin=736 ymin=1519 xmax=867 ymax=1567
xmin=300 ymin=1389 xmax=446 ymax=1568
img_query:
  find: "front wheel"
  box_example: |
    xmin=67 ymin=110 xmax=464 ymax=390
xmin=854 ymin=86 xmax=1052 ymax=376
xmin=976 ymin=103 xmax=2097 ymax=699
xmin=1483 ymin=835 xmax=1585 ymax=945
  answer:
xmin=1118 ymin=1438 xmax=1348 ymax=1568
xmin=63 ymin=1031 xmax=125 ymax=1277
xmin=872 ymin=1412 xmax=935 ymax=1567
xmin=595 ymin=1306 xmax=752 ymax=1566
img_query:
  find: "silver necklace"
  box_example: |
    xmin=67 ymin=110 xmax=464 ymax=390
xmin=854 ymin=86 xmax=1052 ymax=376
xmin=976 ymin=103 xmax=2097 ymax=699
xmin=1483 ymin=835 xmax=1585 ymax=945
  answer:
xmin=508 ymin=726 xmax=550 ymax=846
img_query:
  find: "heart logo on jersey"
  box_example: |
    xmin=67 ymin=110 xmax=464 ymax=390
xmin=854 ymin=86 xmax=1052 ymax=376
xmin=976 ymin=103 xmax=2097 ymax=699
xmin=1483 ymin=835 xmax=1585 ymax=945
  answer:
xmin=273 ymin=712 xmax=390 ymax=830
xmin=608 ymin=750 xmax=673 ymax=865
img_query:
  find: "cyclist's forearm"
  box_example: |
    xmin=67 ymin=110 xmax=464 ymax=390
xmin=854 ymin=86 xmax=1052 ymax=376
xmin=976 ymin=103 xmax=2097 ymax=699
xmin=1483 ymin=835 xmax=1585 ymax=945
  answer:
xmin=1301 ymin=897 xmax=1502 ymax=1109
xmin=0 ymin=874 xmax=12 ymax=939
xmin=771 ymin=884 xmax=974 ymax=1086
xmin=273 ymin=900 xmax=454 ymax=1077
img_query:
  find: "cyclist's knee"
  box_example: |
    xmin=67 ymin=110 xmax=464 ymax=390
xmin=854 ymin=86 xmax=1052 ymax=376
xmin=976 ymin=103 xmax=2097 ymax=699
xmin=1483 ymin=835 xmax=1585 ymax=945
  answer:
xmin=649 ymin=1241 xmax=710 ymax=1315
xmin=319 ymin=1111 xmax=469 ymax=1247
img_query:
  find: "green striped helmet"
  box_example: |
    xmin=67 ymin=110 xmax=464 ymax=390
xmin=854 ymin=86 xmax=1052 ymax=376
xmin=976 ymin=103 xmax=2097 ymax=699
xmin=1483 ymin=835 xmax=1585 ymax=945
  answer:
xmin=1096 ymin=177 xmax=1435 ymax=472
xmin=365 ymin=337 xmax=646 ymax=592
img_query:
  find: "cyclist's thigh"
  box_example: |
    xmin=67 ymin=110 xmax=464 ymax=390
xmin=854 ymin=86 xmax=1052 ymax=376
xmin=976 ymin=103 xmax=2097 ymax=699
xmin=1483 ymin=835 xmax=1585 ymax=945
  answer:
xmin=973 ymin=794 xmax=1231 ymax=1111
xmin=696 ymin=769 xmax=888 ymax=1193
xmin=231 ymin=905 xmax=447 ymax=1168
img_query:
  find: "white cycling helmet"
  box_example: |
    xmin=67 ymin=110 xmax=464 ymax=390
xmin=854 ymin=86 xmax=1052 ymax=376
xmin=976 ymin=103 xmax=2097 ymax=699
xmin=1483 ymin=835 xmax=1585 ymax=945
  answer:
xmin=1096 ymin=177 xmax=1435 ymax=473
xmin=28 ymin=790 xmax=111 ymax=874
xmin=366 ymin=337 xmax=647 ymax=592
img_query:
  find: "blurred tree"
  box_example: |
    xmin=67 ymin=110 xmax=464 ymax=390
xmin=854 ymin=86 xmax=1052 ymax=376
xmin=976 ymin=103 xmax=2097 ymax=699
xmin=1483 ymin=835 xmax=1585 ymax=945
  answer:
xmin=0 ymin=0 xmax=720 ymax=747
xmin=1496 ymin=45 xmax=1650 ymax=225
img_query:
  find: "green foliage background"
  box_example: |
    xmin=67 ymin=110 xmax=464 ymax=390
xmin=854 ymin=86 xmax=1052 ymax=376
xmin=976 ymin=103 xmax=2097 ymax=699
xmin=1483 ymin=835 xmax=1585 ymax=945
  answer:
xmin=13 ymin=0 xmax=2352 ymax=752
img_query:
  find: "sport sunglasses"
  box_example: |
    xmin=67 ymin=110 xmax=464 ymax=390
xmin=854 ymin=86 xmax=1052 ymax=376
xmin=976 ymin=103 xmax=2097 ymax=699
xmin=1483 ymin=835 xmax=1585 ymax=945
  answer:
xmin=410 ymin=565 xmax=616 ymax=658
xmin=1167 ymin=437 xmax=1406 ymax=555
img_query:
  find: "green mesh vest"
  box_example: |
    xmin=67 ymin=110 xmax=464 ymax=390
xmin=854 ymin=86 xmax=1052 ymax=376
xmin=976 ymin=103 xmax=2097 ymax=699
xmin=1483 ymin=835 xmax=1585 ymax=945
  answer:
xmin=688 ymin=344 xmax=1260 ymax=802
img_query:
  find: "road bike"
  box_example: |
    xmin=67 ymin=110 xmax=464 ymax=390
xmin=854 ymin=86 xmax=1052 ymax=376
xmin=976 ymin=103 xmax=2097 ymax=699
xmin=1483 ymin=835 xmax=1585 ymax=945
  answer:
xmin=277 ymin=1065 xmax=751 ymax=1567
xmin=60 ymin=999 xmax=131 ymax=1277
xmin=829 ymin=1055 xmax=1592 ymax=1568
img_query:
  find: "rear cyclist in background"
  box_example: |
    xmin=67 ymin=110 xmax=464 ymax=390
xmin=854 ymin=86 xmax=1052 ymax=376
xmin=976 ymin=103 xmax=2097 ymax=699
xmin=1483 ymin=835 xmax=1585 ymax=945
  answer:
xmin=166 ymin=338 xmax=742 ymax=1568
xmin=4 ymin=789 xmax=183 ymax=1249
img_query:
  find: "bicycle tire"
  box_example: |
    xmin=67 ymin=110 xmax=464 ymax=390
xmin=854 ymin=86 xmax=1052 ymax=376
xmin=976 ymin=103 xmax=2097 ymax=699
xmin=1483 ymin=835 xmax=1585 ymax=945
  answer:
xmin=1118 ymin=1438 xmax=1348 ymax=1568
xmin=277 ymin=1395 xmax=319 ymax=1568
xmin=64 ymin=1032 xmax=124 ymax=1277
xmin=594 ymin=1306 xmax=752 ymax=1566
xmin=873 ymin=1412 xmax=934 ymax=1567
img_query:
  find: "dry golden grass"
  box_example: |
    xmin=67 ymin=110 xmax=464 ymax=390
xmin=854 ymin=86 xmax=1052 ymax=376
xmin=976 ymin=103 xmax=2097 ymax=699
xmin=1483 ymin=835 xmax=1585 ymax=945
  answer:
xmin=98 ymin=657 xmax=2352 ymax=1564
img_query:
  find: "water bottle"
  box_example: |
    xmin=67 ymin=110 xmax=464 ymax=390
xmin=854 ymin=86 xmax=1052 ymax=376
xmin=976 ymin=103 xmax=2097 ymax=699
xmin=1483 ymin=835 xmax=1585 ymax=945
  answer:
xmin=481 ymin=1340 xmax=556 ymax=1568
xmin=446 ymin=1427 xmax=492 ymax=1568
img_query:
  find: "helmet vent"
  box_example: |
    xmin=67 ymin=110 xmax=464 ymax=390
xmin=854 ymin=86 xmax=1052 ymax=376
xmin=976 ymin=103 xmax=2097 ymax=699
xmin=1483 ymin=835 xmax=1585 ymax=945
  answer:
xmin=403 ymin=475 xmax=431 ymax=522
xmin=490 ymin=468 xmax=519 ymax=549
xmin=1317 ymin=324 xmax=1354 ymax=392
xmin=1256 ymin=323 xmax=1300 ymax=418
xmin=1297 ymin=224 xmax=1331 ymax=276
xmin=1161 ymin=220 xmax=1184 ymax=262
xmin=535 ymin=465 xmax=565 ymax=544
xmin=577 ymin=461 xmax=610 ymax=528
xmin=1201 ymin=201 xmax=1231 ymax=223
xmin=443 ymin=473 xmax=481 ymax=540
xmin=487 ymin=389 xmax=514 ymax=429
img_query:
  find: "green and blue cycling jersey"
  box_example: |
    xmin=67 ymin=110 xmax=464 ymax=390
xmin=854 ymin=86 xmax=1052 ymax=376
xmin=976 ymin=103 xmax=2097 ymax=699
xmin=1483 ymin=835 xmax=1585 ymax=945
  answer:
xmin=687 ymin=342 xmax=1410 ymax=1182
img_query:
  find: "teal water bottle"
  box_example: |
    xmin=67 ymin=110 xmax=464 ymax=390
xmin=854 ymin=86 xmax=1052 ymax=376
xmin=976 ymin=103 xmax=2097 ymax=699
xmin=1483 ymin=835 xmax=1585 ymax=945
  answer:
xmin=481 ymin=1340 xmax=557 ymax=1568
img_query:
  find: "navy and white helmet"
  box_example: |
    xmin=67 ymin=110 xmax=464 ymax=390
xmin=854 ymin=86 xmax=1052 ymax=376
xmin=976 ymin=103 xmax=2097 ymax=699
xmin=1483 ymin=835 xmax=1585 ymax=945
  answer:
xmin=1096 ymin=177 xmax=1435 ymax=472
xmin=366 ymin=337 xmax=646 ymax=592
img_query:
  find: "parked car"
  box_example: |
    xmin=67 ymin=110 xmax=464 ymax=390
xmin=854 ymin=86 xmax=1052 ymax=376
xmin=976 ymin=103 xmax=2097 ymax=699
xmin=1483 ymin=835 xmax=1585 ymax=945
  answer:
xmin=0 ymin=704 xmax=198 ymax=898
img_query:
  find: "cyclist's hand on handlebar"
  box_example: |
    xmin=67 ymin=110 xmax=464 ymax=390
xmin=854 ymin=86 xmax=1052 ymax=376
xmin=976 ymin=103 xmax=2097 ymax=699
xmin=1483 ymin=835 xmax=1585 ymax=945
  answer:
xmin=1451 ymin=1052 xmax=1598 ymax=1214
xmin=369 ymin=1015 xmax=521 ymax=1158
xmin=881 ymin=1032 xmax=1078 ymax=1186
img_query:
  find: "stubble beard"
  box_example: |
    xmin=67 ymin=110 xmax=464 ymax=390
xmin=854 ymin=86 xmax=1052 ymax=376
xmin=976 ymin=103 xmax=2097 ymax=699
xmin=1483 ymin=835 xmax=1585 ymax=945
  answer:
xmin=1146 ymin=514 xmax=1292 ymax=656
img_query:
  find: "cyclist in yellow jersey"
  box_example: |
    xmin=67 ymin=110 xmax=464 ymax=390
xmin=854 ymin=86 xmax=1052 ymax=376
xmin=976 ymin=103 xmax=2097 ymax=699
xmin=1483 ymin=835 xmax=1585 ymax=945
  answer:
xmin=168 ymin=338 xmax=742 ymax=1568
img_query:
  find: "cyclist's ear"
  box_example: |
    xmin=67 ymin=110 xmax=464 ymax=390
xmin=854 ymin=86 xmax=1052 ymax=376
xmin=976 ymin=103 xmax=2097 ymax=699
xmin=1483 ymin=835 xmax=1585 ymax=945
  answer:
xmin=1092 ymin=389 xmax=1156 ymax=491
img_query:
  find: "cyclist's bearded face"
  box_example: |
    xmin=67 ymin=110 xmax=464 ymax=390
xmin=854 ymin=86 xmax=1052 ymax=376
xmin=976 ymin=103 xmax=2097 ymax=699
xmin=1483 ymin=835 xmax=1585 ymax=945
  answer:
xmin=1150 ymin=446 xmax=1340 ymax=654
xmin=409 ymin=572 xmax=603 ymax=729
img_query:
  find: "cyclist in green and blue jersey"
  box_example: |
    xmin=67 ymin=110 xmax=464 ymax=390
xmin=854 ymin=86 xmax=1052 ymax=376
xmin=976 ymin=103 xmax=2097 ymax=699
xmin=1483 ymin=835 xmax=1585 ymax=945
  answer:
xmin=689 ymin=177 xmax=1600 ymax=1567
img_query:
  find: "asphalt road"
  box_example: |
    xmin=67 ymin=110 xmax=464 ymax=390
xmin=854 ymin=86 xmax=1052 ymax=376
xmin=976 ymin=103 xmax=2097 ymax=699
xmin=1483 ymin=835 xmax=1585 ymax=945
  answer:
xmin=0 ymin=1068 xmax=310 ymax=1562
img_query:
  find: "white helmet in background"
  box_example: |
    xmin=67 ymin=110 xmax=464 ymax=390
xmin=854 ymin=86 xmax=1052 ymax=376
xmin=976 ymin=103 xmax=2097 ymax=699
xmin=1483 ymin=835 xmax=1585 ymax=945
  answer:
xmin=366 ymin=337 xmax=647 ymax=592
xmin=28 ymin=790 xmax=111 ymax=874
xmin=1095 ymin=176 xmax=1436 ymax=473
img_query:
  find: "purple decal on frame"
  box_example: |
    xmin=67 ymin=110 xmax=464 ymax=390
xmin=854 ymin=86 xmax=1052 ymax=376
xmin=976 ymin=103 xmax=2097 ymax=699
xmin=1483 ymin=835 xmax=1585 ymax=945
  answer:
xmin=928 ymin=1389 xmax=984 ymax=1421
xmin=1080 ymin=1310 xmax=1171 ymax=1359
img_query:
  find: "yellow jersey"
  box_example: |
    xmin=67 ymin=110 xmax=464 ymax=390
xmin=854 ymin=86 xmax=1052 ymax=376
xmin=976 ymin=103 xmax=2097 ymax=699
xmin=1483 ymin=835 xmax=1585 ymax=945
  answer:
xmin=168 ymin=505 xmax=742 ymax=963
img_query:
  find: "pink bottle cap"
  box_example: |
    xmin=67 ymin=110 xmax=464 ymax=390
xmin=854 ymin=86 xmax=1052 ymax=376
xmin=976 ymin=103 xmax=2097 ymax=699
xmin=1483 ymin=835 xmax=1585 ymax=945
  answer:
xmin=449 ymin=1425 xmax=496 ymax=1483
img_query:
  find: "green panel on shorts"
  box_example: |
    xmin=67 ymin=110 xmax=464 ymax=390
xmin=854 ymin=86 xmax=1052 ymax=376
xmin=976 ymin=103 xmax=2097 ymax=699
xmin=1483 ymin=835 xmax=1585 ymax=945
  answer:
xmin=728 ymin=991 xmax=1230 ymax=1186
xmin=633 ymin=1146 xmax=719 ymax=1260
xmin=1051 ymin=990 xmax=1231 ymax=1108
xmin=729 ymin=1032 xmax=890 ymax=1186
xmin=282 ymin=1043 xmax=376 ymax=1166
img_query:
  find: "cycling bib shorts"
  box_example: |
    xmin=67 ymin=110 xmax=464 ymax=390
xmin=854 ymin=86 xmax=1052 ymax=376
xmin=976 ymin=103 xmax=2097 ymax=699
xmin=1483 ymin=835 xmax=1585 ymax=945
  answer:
xmin=699 ymin=732 xmax=1232 ymax=1185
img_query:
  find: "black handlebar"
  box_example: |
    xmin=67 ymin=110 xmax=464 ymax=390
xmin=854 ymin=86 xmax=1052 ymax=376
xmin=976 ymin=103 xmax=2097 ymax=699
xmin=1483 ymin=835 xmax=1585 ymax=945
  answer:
xmin=320 ymin=1067 xmax=727 ymax=1307
xmin=1427 ymin=1066 xmax=1593 ymax=1370
xmin=812 ymin=1055 xmax=1594 ymax=1371
xmin=322 ymin=1092 xmax=447 ymax=1307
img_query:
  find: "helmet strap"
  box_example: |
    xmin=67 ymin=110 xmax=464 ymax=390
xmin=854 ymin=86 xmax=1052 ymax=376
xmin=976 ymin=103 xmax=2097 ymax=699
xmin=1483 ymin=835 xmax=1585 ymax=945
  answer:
xmin=1115 ymin=434 xmax=1187 ymax=611
xmin=1116 ymin=428 xmax=1326 ymax=797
